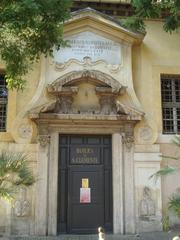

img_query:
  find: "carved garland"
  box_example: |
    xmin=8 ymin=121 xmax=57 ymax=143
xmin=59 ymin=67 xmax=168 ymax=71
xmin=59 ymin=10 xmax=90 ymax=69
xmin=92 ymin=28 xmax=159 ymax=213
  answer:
xmin=55 ymin=56 xmax=121 ymax=73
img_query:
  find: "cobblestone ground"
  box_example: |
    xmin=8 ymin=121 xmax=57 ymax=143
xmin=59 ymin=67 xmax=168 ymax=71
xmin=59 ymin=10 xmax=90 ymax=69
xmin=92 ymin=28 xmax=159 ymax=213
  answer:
xmin=0 ymin=231 xmax=180 ymax=240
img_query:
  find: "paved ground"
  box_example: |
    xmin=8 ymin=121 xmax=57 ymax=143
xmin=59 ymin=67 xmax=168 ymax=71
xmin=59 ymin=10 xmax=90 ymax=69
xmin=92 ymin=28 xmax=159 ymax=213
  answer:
xmin=0 ymin=231 xmax=180 ymax=240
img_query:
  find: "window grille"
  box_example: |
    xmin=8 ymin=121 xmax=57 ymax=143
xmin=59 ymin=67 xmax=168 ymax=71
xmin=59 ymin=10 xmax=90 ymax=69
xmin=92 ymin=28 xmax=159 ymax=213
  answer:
xmin=0 ymin=74 xmax=8 ymax=132
xmin=161 ymin=74 xmax=180 ymax=134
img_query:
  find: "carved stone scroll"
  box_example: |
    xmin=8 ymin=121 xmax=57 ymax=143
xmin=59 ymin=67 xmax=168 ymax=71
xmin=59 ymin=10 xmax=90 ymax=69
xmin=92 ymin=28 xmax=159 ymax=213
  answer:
xmin=116 ymin=101 xmax=143 ymax=120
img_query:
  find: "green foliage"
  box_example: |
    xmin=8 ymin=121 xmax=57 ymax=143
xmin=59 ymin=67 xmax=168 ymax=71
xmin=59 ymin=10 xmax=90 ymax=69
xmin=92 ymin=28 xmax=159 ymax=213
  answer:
xmin=150 ymin=135 xmax=180 ymax=181
xmin=121 ymin=16 xmax=146 ymax=33
xmin=169 ymin=189 xmax=180 ymax=218
xmin=123 ymin=0 xmax=180 ymax=33
xmin=162 ymin=210 xmax=170 ymax=231
xmin=150 ymin=136 xmax=180 ymax=220
xmin=172 ymin=135 xmax=180 ymax=147
xmin=0 ymin=151 xmax=35 ymax=200
xmin=0 ymin=0 xmax=72 ymax=90
xmin=151 ymin=165 xmax=180 ymax=181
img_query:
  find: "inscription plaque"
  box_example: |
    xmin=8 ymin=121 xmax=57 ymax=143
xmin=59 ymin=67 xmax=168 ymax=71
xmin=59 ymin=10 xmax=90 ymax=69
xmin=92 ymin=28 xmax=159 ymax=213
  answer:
xmin=70 ymin=146 xmax=100 ymax=164
xmin=54 ymin=31 xmax=122 ymax=65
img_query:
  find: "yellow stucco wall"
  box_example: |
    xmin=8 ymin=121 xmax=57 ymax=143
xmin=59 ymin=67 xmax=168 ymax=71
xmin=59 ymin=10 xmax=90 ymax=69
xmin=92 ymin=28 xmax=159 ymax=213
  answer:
xmin=132 ymin=21 xmax=180 ymax=224
xmin=0 ymin=17 xmax=180 ymax=233
xmin=0 ymin=61 xmax=41 ymax=142
xmin=133 ymin=20 xmax=180 ymax=135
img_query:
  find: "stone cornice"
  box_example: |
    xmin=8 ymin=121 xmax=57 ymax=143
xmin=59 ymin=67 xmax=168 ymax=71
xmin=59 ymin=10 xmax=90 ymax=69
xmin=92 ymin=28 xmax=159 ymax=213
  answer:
xmin=30 ymin=113 xmax=142 ymax=123
xmin=65 ymin=8 xmax=145 ymax=45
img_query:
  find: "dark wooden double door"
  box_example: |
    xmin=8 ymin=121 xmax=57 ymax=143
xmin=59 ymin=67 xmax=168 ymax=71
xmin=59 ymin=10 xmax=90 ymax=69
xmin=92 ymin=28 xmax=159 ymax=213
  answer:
xmin=57 ymin=135 xmax=112 ymax=234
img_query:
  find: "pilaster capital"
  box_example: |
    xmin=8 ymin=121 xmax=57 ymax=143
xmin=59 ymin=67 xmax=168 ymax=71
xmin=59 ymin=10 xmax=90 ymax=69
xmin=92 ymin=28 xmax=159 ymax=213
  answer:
xmin=122 ymin=134 xmax=134 ymax=151
xmin=38 ymin=135 xmax=51 ymax=147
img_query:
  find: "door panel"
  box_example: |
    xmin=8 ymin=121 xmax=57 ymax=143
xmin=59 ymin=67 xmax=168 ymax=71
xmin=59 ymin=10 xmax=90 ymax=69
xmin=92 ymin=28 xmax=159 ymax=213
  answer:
xmin=68 ymin=165 xmax=104 ymax=233
xmin=57 ymin=135 xmax=112 ymax=234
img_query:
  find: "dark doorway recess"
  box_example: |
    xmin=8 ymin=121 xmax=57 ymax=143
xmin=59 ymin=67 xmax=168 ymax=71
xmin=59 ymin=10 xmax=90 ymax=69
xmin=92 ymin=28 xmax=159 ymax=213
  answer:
xmin=57 ymin=135 xmax=113 ymax=234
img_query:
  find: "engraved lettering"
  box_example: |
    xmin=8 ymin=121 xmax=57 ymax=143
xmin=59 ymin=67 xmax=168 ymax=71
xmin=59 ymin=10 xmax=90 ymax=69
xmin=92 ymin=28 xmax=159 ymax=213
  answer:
xmin=54 ymin=31 xmax=121 ymax=65
xmin=76 ymin=148 xmax=94 ymax=154
xmin=71 ymin=147 xmax=99 ymax=164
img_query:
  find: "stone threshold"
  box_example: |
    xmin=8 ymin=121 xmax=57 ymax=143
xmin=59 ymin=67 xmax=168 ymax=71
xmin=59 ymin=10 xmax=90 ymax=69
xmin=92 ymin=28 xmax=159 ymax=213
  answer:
xmin=1 ymin=231 xmax=180 ymax=240
xmin=1 ymin=235 xmax=139 ymax=240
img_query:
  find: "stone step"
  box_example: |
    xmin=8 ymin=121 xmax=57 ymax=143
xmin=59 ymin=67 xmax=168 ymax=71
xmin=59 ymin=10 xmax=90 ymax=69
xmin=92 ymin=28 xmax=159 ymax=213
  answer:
xmin=2 ymin=235 xmax=139 ymax=240
xmin=1 ymin=231 xmax=180 ymax=240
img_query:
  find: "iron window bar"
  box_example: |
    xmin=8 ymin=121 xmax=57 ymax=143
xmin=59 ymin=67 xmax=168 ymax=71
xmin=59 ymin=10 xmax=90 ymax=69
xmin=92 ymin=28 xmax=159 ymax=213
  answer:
xmin=161 ymin=74 xmax=180 ymax=134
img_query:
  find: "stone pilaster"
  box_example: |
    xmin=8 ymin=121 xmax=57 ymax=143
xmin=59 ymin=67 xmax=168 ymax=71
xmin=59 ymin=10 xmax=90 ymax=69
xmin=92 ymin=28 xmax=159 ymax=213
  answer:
xmin=122 ymin=125 xmax=136 ymax=234
xmin=112 ymin=133 xmax=124 ymax=234
xmin=48 ymin=133 xmax=59 ymax=235
xmin=35 ymin=134 xmax=50 ymax=235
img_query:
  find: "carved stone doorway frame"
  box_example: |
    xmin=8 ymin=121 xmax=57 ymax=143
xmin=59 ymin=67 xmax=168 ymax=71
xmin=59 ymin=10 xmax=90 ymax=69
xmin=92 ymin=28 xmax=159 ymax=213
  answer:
xmin=31 ymin=69 xmax=143 ymax=236
xmin=34 ymin=119 xmax=137 ymax=236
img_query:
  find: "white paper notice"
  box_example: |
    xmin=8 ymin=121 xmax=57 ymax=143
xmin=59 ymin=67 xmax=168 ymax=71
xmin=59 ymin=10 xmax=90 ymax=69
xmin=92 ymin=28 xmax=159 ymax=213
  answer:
xmin=80 ymin=188 xmax=91 ymax=203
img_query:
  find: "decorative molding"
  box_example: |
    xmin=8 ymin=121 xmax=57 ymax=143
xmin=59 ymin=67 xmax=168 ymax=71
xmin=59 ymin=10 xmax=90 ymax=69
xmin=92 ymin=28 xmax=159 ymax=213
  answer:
xmin=28 ymin=70 xmax=143 ymax=122
xmin=47 ymin=70 xmax=124 ymax=93
xmin=116 ymin=101 xmax=144 ymax=120
xmin=38 ymin=135 xmax=50 ymax=147
xmin=30 ymin=99 xmax=143 ymax=122
xmin=54 ymin=95 xmax=74 ymax=114
xmin=122 ymin=135 xmax=134 ymax=151
xmin=55 ymin=56 xmax=121 ymax=73
xmin=47 ymin=86 xmax=78 ymax=96
xmin=139 ymin=186 xmax=156 ymax=221
xmin=99 ymin=95 xmax=116 ymax=115
xmin=96 ymin=88 xmax=117 ymax=115
xmin=134 ymin=123 xmax=157 ymax=145
xmin=18 ymin=123 xmax=33 ymax=139
xmin=14 ymin=188 xmax=30 ymax=217
xmin=138 ymin=126 xmax=153 ymax=142
xmin=123 ymin=123 xmax=134 ymax=151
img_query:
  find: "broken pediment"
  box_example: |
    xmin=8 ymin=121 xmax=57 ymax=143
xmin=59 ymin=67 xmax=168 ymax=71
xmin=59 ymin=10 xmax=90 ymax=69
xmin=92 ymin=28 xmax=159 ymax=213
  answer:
xmin=47 ymin=70 xmax=125 ymax=93
xmin=29 ymin=72 xmax=144 ymax=122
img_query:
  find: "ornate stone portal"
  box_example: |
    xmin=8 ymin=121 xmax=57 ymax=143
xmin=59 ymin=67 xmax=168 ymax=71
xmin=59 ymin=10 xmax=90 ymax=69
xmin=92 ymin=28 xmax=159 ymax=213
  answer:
xmin=24 ymin=8 xmax=161 ymax=234
xmin=29 ymin=72 xmax=144 ymax=236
